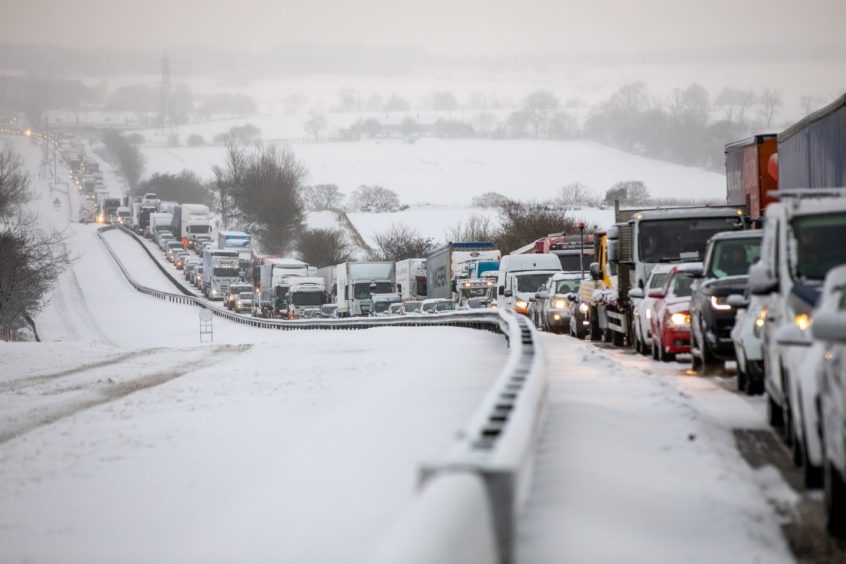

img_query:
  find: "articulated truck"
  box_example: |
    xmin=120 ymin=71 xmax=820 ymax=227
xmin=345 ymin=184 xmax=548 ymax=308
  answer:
xmin=319 ymin=262 xmax=395 ymax=317
xmin=425 ymin=241 xmax=500 ymax=300
xmin=202 ymin=249 xmax=240 ymax=300
xmin=258 ymin=258 xmax=310 ymax=317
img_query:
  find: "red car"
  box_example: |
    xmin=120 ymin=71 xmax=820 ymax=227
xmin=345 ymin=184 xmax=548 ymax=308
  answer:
xmin=648 ymin=265 xmax=699 ymax=362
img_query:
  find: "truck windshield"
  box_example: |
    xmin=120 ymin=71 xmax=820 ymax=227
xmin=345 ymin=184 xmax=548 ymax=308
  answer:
xmin=639 ymin=217 xmax=742 ymax=263
xmin=213 ymin=268 xmax=240 ymax=277
xmin=355 ymin=282 xmax=393 ymax=299
xmin=707 ymin=238 xmax=761 ymax=278
xmin=416 ymin=279 xmax=427 ymax=297
xmin=558 ymin=254 xmax=588 ymax=272
xmin=460 ymin=286 xmax=489 ymax=298
xmin=292 ymin=292 xmax=323 ymax=306
xmin=792 ymin=213 xmax=846 ymax=281
xmin=188 ymin=225 xmax=211 ymax=234
xmin=516 ymin=273 xmax=555 ymax=292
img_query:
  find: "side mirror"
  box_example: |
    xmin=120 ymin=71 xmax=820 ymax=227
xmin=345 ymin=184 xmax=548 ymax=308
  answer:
xmin=498 ymin=285 xmax=504 ymax=296
xmin=504 ymin=289 xmax=513 ymax=298
xmin=566 ymin=292 xmax=578 ymax=301
xmin=812 ymin=312 xmax=846 ymax=342
xmin=629 ymin=288 xmax=644 ymax=299
xmin=748 ymin=263 xmax=778 ymax=295
xmin=536 ymin=291 xmax=549 ymax=300
xmin=396 ymin=283 xmax=402 ymax=293
xmin=687 ymin=266 xmax=704 ymax=279
xmin=648 ymin=289 xmax=666 ymax=299
xmin=727 ymin=294 xmax=748 ymax=308
xmin=589 ymin=262 xmax=601 ymax=281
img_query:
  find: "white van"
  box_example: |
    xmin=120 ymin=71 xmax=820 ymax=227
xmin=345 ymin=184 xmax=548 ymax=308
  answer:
xmin=496 ymin=253 xmax=562 ymax=314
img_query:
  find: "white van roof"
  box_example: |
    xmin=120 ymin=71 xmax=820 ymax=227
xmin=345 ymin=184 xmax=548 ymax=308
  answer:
xmin=502 ymin=253 xmax=562 ymax=272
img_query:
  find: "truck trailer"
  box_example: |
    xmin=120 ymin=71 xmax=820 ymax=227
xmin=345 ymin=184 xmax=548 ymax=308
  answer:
xmin=202 ymin=249 xmax=241 ymax=300
xmin=425 ymin=241 xmax=500 ymax=300
xmin=171 ymin=204 xmax=212 ymax=244
xmin=724 ymin=134 xmax=778 ymax=219
xmin=330 ymin=262 xmax=395 ymax=317
xmin=776 ymin=93 xmax=846 ymax=190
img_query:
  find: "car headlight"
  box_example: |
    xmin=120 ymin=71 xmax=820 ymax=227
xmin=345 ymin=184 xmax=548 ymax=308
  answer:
xmin=515 ymin=299 xmax=528 ymax=309
xmin=669 ymin=312 xmax=690 ymax=326
xmin=211 ymin=289 xmax=217 ymax=296
xmin=553 ymin=299 xmax=567 ymax=309
xmin=237 ymin=301 xmax=243 ymax=307
xmin=645 ymin=308 xmax=652 ymax=319
xmin=578 ymin=303 xmax=589 ymax=314
xmin=709 ymin=296 xmax=732 ymax=311
xmin=794 ymin=313 xmax=813 ymax=331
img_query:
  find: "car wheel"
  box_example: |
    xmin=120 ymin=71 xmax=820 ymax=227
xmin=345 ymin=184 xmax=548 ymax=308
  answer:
xmin=746 ymin=361 xmax=764 ymax=395
xmin=767 ymin=391 xmax=784 ymax=427
xmin=652 ymin=337 xmax=659 ymax=360
xmin=736 ymin=363 xmax=747 ymax=392
xmin=797 ymin=394 xmax=823 ymax=487
xmin=589 ymin=308 xmax=601 ymax=341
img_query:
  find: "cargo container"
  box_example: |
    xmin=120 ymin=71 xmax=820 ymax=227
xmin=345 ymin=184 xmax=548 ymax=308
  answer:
xmin=425 ymin=241 xmax=500 ymax=299
xmin=777 ymin=94 xmax=846 ymax=190
xmin=725 ymin=134 xmax=778 ymax=218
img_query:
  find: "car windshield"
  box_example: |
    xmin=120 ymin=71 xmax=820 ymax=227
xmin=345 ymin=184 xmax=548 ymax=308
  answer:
xmin=554 ymin=279 xmax=579 ymax=294
xmin=434 ymin=301 xmax=454 ymax=311
xmin=639 ymin=217 xmax=743 ymax=262
xmin=405 ymin=302 xmax=421 ymax=312
xmin=516 ymin=273 xmax=555 ymax=292
xmin=669 ymin=273 xmax=694 ymax=297
xmin=648 ymin=272 xmax=669 ymax=289
xmin=792 ymin=213 xmax=846 ymax=281
xmin=373 ymin=302 xmax=392 ymax=312
xmin=354 ymin=282 xmax=393 ymax=299
xmin=707 ymin=238 xmax=761 ymax=278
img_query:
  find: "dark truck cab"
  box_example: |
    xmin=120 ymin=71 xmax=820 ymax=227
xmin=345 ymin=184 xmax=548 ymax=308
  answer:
xmin=689 ymin=230 xmax=762 ymax=372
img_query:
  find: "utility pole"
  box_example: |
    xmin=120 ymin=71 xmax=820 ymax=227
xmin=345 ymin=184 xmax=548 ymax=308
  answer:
xmin=158 ymin=52 xmax=177 ymax=138
xmin=578 ymin=221 xmax=586 ymax=280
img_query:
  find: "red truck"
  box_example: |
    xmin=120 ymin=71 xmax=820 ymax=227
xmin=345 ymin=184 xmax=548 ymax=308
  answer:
xmin=724 ymin=134 xmax=778 ymax=219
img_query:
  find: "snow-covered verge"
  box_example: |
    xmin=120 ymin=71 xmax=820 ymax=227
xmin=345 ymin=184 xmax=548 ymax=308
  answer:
xmin=517 ymin=335 xmax=795 ymax=564
xmin=139 ymin=137 xmax=725 ymax=206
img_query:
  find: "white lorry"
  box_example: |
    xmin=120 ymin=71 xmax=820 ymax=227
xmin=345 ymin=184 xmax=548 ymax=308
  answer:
xmin=202 ymin=249 xmax=241 ymax=300
xmin=287 ymin=277 xmax=326 ymax=319
xmin=395 ymin=258 xmax=427 ymax=302
xmin=331 ymin=262 xmax=396 ymax=317
xmin=149 ymin=212 xmax=174 ymax=237
xmin=171 ymin=204 xmax=212 ymax=245
xmin=258 ymin=258 xmax=310 ymax=317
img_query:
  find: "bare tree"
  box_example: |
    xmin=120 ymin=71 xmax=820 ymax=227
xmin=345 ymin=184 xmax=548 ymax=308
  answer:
xmin=304 ymin=113 xmax=328 ymax=142
xmin=446 ymin=213 xmax=497 ymax=242
xmin=136 ymin=170 xmax=211 ymax=205
xmin=0 ymin=147 xmax=71 ymax=339
xmin=433 ymin=91 xmax=459 ymax=119
xmin=495 ymin=201 xmax=579 ymax=254
xmin=471 ymin=192 xmax=510 ymax=208
xmin=369 ymin=224 xmax=433 ymax=262
xmin=471 ymin=112 xmax=498 ymax=137
xmin=348 ymin=185 xmax=400 ymax=213
xmin=211 ymin=141 xmax=245 ymax=228
xmin=226 ymin=144 xmax=306 ymax=253
xmin=735 ymin=89 xmax=758 ymax=126
xmin=558 ymin=182 xmax=597 ymax=206
xmin=0 ymin=145 xmax=32 ymax=217
xmin=296 ymin=228 xmax=355 ymax=268
xmin=301 ymin=184 xmax=344 ymax=211
xmin=759 ymin=88 xmax=783 ymax=127
xmin=604 ymin=180 xmax=650 ymax=205
xmin=523 ymin=90 xmax=560 ymax=137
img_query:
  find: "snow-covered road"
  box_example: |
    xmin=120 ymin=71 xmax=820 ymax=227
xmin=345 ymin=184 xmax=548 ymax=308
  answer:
xmin=517 ymin=334 xmax=795 ymax=563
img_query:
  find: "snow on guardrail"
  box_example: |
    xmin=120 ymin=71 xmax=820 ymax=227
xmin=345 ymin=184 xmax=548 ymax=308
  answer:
xmin=98 ymin=224 xmax=546 ymax=564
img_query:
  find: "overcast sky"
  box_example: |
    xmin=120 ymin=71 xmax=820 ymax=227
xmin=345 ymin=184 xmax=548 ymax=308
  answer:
xmin=2 ymin=0 xmax=845 ymax=60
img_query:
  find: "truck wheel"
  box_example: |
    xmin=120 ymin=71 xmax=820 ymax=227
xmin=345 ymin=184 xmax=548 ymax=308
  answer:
xmin=767 ymin=391 xmax=784 ymax=428
xmin=736 ymin=365 xmax=747 ymax=393
xmin=746 ymin=361 xmax=764 ymax=395
xmin=652 ymin=338 xmax=659 ymax=360
xmin=612 ymin=330 xmax=625 ymax=347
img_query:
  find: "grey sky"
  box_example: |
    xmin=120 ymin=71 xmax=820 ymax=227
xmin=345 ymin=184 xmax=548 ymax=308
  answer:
xmin=2 ymin=0 xmax=845 ymax=60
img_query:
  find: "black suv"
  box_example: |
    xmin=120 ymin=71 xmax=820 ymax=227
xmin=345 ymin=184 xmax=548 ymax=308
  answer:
xmin=690 ymin=230 xmax=762 ymax=374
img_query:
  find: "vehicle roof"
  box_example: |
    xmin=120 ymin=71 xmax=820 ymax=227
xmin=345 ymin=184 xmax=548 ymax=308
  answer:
xmin=779 ymin=93 xmax=846 ymax=143
xmin=708 ymin=229 xmax=763 ymax=241
xmin=669 ymin=262 xmax=703 ymax=274
xmin=767 ymin=197 xmax=846 ymax=216
xmin=723 ymin=134 xmax=777 ymax=153
xmin=633 ymin=207 xmax=745 ymax=221
xmin=421 ymin=298 xmax=453 ymax=304
xmin=551 ymin=272 xmax=586 ymax=280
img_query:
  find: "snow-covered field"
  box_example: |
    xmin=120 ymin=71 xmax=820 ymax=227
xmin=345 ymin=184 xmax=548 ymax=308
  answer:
xmin=140 ymin=137 xmax=726 ymax=206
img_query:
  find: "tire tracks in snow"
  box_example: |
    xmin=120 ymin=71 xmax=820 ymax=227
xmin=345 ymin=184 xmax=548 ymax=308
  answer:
xmin=0 ymin=344 xmax=251 ymax=446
